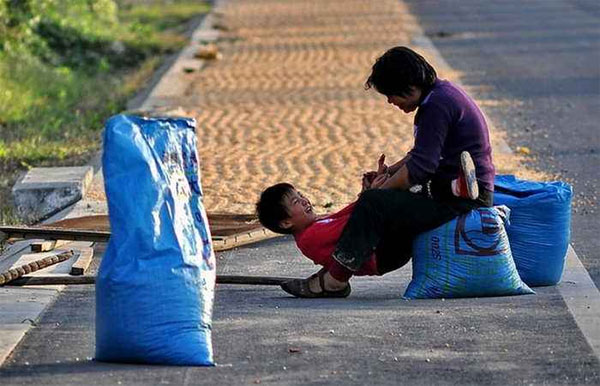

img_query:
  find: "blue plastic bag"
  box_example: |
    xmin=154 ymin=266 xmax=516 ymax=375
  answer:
xmin=404 ymin=206 xmax=533 ymax=299
xmin=494 ymin=175 xmax=572 ymax=286
xmin=96 ymin=114 xmax=215 ymax=365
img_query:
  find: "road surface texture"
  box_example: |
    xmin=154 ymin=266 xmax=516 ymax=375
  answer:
xmin=1 ymin=240 xmax=599 ymax=385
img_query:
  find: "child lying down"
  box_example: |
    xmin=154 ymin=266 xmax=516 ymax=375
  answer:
xmin=256 ymin=152 xmax=482 ymax=298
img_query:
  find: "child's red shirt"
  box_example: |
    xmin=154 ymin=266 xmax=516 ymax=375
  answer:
xmin=293 ymin=202 xmax=379 ymax=277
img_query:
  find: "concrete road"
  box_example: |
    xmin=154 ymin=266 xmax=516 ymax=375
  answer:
xmin=0 ymin=240 xmax=599 ymax=385
xmin=404 ymin=0 xmax=600 ymax=287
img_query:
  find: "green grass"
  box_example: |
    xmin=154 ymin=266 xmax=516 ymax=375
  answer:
xmin=0 ymin=0 xmax=211 ymax=224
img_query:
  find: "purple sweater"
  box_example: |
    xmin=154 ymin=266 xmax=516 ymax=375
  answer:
xmin=406 ymin=79 xmax=495 ymax=192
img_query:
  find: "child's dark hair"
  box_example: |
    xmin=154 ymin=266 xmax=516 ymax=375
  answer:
xmin=365 ymin=46 xmax=437 ymax=97
xmin=256 ymin=182 xmax=295 ymax=234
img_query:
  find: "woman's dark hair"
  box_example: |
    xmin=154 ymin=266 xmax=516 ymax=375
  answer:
xmin=365 ymin=46 xmax=437 ymax=97
xmin=256 ymin=182 xmax=295 ymax=234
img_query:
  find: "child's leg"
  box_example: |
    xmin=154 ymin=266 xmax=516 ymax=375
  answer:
xmin=374 ymin=231 xmax=412 ymax=275
xmin=332 ymin=189 xmax=472 ymax=272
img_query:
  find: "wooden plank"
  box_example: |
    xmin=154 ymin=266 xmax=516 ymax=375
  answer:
xmin=0 ymin=225 xmax=280 ymax=252
xmin=44 ymin=214 xmax=263 ymax=234
xmin=69 ymin=247 xmax=94 ymax=276
xmin=45 ymin=213 xmax=268 ymax=237
xmin=31 ymin=240 xmax=57 ymax=253
xmin=47 ymin=215 xmax=109 ymax=232
xmin=0 ymin=251 xmax=74 ymax=286
xmin=0 ymin=226 xmax=110 ymax=243
xmin=30 ymin=239 xmax=69 ymax=253
xmin=212 ymin=228 xmax=280 ymax=251
xmin=7 ymin=275 xmax=95 ymax=285
xmin=217 ymin=274 xmax=293 ymax=286
xmin=6 ymin=274 xmax=297 ymax=286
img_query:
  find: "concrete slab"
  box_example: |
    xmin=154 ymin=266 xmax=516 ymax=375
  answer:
xmin=0 ymin=241 xmax=32 ymax=272
xmin=12 ymin=167 xmax=93 ymax=223
xmin=0 ymin=242 xmax=88 ymax=365
xmin=0 ymin=287 xmax=60 ymax=365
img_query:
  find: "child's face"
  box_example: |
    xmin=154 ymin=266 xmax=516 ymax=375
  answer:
xmin=280 ymin=189 xmax=317 ymax=234
xmin=386 ymin=87 xmax=422 ymax=113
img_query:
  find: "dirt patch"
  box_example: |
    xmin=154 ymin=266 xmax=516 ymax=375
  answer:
xmin=84 ymin=0 xmax=547 ymax=215
xmin=174 ymin=0 xmax=544 ymax=215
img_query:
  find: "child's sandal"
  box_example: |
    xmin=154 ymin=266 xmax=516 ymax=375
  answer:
xmin=280 ymin=268 xmax=351 ymax=298
xmin=458 ymin=151 xmax=479 ymax=200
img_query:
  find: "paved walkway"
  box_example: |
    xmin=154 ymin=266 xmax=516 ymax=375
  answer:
xmin=1 ymin=242 xmax=599 ymax=385
xmin=1 ymin=0 xmax=599 ymax=384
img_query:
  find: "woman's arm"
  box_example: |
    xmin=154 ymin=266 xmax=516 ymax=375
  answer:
xmin=371 ymin=164 xmax=412 ymax=190
xmin=386 ymin=154 xmax=411 ymax=175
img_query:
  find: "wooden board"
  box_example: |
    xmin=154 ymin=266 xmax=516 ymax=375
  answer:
xmin=212 ymin=228 xmax=279 ymax=251
xmin=30 ymin=239 xmax=69 ymax=253
xmin=45 ymin=214 xmax=265 ymax=236
xmin=0 ymin=250 xmax=74 ymax=285
xmin=69 ymin=247 xmax=94 ymax=275
xmin=0 ymin=213 xmax=280 ymax=252
xmin=46 ymin=215 xmax=109 ymax=232
xmin=0 ymin=226 xmax=110 ymax=242
xmin=6 ymin=274 xmax=296 ymax=286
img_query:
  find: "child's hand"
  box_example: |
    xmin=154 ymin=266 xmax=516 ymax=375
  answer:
xmin=361 ymin=173 xmax=374 ymax=192
xmin=370 ymin=173 xmax=389 ymax=189
xmin=362 ymin=154 xmax=388 ymax=182
xmin=377 ymin=154 xmax=388 ymax=176
xmin=363 ymin=171 xmax=377 ymax=183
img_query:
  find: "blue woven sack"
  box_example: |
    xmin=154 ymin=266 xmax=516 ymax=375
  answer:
xmin=494 ymin=175 xmax=572 ymax=286
xmin=96 ymin=114 xmax=215 ymax=365
xmin=404 ymin=206 xmax=533 ymax=299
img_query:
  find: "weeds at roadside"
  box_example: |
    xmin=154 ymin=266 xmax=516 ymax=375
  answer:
xmin=0 ymin=0 xmax=210 ymax=224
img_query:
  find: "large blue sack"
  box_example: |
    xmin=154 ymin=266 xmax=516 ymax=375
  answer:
xmin=404 ymin=206 xmax=533 ymax=299
xmin=494 ymin=175 xmax=572 ymax=286
xmin=96 ymin=114 xmax=215 ymax=365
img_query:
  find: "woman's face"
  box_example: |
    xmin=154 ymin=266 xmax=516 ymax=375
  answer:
xmin=386 ymin=87 xmax=422 ymax=113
